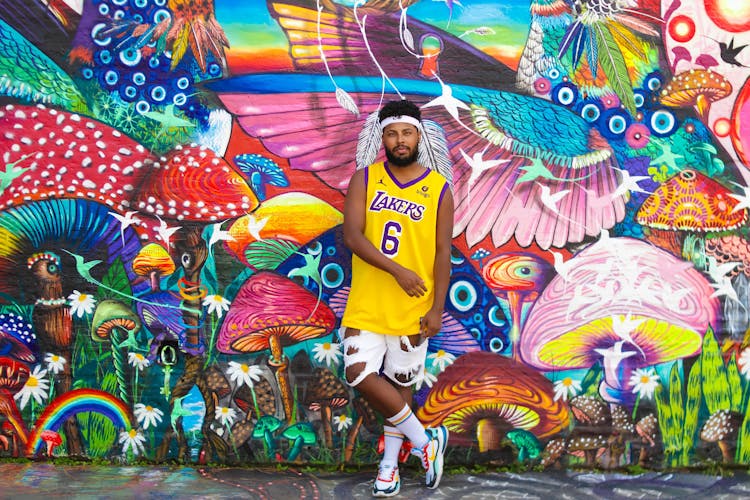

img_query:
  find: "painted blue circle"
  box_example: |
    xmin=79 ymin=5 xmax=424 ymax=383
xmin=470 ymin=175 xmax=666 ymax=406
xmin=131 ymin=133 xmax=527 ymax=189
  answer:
xmin=489 ymin=337 xmax=504 ymax=353
xmin=321 ymin=263 xmax=344 ymax=289
xmin=135 ymin=100 xmax=151 ymax=114
xmin=648 ymin=109 xmax=678 ymax=137
xmin=119 ymin=47 xmax=142 ymax=67
xmin=132 ymin=72 xmax=146 ymax=86
xmin=450 ymin=280 xmax=477 ymax=312
xmin=150 ymin=85 xmax=167 ymax=102
xmin=173 ymin=93 xmax=187 ymax=106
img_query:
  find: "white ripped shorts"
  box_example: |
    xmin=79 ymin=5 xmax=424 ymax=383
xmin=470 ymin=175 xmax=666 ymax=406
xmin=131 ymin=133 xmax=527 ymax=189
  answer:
xmin=341 ymin=328 xmax=428 ymax=388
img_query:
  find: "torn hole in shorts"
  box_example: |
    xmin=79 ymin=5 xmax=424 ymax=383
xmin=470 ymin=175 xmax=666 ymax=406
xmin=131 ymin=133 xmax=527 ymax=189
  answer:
xmin=343 ymin=335 xmax=379 ymax=387
xmin=386 ymin=357 xmax=424 ymax=387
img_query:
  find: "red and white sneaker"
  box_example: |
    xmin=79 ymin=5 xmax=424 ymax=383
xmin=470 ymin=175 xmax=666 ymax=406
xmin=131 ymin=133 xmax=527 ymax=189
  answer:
xmin=372 ymin=463 xmax=400 ymax=497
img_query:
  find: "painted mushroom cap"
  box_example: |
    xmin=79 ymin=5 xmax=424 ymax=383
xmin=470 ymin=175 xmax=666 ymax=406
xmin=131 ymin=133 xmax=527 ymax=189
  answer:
xmin=281 ymin=422 xmax=317 ymax=444
xmin=519 ymin=237 xmax=718 ymax=371
xmin=416 ymin=351 xmax=570 ymax=443
xmin=636 ymin=170 xmax=746 ymax=231
xmin=304 ymin=367 xmax=350 ymax=411
xmin=129 ymin=143 xmax=259 ymax=221
xmin=232 ymin=153 xmax=289 ymax=200
xmin=91 ymin=299 xmax=141 ymax=342
xmin=659 ymin=69 xmax=732 ymax=118
xmin=700 ymin=409 xmax=741 ymax=442
xmin=216 ymin=271 xmax=336 ymax=354
xmin=132 ymin=243 xmax=175 ymax=278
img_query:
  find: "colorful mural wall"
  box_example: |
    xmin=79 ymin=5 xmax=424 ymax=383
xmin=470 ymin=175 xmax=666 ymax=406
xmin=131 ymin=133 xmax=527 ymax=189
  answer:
xmin=0 ymin=0 xmax=749 ymax=470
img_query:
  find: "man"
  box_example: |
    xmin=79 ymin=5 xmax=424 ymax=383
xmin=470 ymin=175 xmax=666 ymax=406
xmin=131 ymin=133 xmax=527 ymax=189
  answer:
xmin=342 ymin=99 xmax=454 ymax=497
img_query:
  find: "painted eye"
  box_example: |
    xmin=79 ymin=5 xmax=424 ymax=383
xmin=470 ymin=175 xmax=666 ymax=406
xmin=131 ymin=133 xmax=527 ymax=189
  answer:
xmin=579 ymin=102 xmax=601 ymax=123
xmin=326 ymin=246 xmax=336 ymax=256
xmin=208 ymin=63 xmax=222 ymax=77
xmin=148 ymin=56 xmax=161 ymax=69
xmin=47 ymin=263 xmax=59 ymax=274
xmin=449 ymin=280 xmax=477 ymax=312
xmin=97 ymin=49 xmax=113 ymax=65
xmin=119 ymin=47 xmax=142 ymax=67
xmin=548 ymin=68 xmax=561 ymax=79
xmin=552 ymin=82 xmax=578 ymax=107
xmin=133 ymin=14 xmax=144 ymax=23
xmin=153 ymin=9 xmax=171 ymax=24
xmin=321 ymin=263 xmax=344 ymax=289
xmin=173 ymin=93 xmax=187 ymax=106
xmin=470 ymin=327 xmax=482 ymax=342
xmin=134 ymin=0 xmax=148 ymax=7
xmin=450 ymin=248 xmax=465 ymax=265
xmin=633 ymin=89 xmax=648 ymax=109
xmin=135 ymin=100 xmax=151 ymax=114
xmin=308 ymin=241 xmax=323 ymax=255
xmin=155 ymin=0 xmax=167 ymax=6
xmin=648 ymin=109 xmax=678 ymax=137
xmin=645 ymin=71 xmax=663 ymax=92
xmin=176 ymin=76 xmax=191 ymax=90
xmin=103 ymin=70 xmax=119 ymax=87
xmin=489 ymin=337 xmax=505 ymax=353
xmin=600 ymin=109 xmax=631 ymax=139
xmin=113 ymin=0 xmax=127 ymax=5
xmin=113 ymin=10 xmax=125 ymax=20
xmin=120 ymin=85 xmax=138 ymax=101
xmin=149 ymin=85 xmax=167 ymax=102
xmin=81 ymin=68 xmax=94 ymax=80
xmin=288 ymin=270 xmax=310 ymax=288
xmin=98 ymin=4 xmax=110 ymax=15
xmin=132 ymin=72 xmax=146 ymax=86
xmin=488 ymin=305 xmax=507 ymax=328
xmin=91 ymin=23 xmax=111 ymax=46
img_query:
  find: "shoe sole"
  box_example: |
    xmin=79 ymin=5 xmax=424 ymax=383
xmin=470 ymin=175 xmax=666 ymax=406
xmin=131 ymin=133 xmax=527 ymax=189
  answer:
xmin=372 ymin=485 xmax=400 ymax=498
xmin=426 ymin=426 xmax=448 ymax=489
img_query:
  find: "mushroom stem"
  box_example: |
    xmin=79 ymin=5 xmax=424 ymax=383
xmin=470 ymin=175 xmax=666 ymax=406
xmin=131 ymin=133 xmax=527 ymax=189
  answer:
xmin=504 ymin=291 xmax=525 ymax=361
xmin=267 ymin=333 xmax=296 ymax=421
xmin=344 ymin=415 xmax=364 ymax=462
xmin=321 ymin=405 xmax=333 ymax=449
xmin=696 ymin=94 xmax=709 ymax=120
xmin=288 ymin=436 xmax=303 ymax=461
xmin=718 ymin=440 xmax=734 ymax=463
xmin=476 ymin=418 xmax=505 ymax=452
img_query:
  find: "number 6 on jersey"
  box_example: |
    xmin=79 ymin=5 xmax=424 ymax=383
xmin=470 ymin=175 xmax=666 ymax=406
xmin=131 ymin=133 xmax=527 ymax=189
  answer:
xmin=381 ymin=221 xmax=402 ymax=257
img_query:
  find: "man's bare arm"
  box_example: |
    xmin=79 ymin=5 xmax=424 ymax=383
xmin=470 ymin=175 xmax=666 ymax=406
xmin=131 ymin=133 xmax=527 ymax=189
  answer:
xmin=421 ymin=187 xmax=454 ymax=337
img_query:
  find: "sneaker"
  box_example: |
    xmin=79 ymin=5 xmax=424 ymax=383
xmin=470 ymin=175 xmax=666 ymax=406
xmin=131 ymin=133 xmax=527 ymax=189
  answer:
xmin=412 ymin=426 xmax=448 ymax=489
xmin=372 ymin=463 xmax=400 ymax=497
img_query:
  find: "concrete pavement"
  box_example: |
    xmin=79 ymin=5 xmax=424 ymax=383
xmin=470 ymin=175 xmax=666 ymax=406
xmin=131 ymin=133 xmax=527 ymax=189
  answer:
xmin=2 ymin=462 xmax=750 ymax=498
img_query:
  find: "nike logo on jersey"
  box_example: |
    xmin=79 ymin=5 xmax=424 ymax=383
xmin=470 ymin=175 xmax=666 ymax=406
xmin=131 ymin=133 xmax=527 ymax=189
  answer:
xmin=369 ymin=190 xmax=426 ymax=221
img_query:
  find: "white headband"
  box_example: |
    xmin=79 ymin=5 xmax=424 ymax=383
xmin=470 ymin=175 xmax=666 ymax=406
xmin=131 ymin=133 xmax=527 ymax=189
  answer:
xmin=380 ymin=115 xmax=421 ymax=131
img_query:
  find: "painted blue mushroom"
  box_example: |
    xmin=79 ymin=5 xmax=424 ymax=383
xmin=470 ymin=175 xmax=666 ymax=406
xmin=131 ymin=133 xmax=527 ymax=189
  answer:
xmin=233 ymin=154 xmax=289 ymax=201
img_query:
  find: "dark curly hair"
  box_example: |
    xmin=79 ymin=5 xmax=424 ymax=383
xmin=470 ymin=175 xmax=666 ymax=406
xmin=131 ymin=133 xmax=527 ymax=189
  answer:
xmin=378 ymin=99 xmax=421 ymax=123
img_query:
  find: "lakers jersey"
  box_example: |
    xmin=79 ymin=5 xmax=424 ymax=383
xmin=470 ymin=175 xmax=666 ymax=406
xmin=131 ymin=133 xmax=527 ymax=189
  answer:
xmin=342 ymin=161 xmax=450 ymax=335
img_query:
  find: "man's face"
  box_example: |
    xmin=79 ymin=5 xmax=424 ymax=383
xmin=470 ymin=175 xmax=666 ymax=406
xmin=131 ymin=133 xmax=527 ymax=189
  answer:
xmin=382 ymin=122 xmax=420 ymax=167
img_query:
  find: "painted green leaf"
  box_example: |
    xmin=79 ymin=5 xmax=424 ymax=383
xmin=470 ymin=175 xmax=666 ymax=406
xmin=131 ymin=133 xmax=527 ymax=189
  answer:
xmin=655 ymin=383 xmax=679 ymax=466
xmin=97 ymin=258 xmax=133 ymax=307
xmin=580 ymin=361 xmax=602 ymax=395
xmin=727 ymin=355 xmax=743 ymax=413
xmin=737 ymin=385 xmax=750 ymax=462
xmin=682 ymin=358 xmax=702 ymax=465
xmin=591 ymin=22 xmax=637 ymax=116
xmin=668 ymin=362 xmax=684 ymax=458
xmin=701 ymin=330 xmax=731 ymax=414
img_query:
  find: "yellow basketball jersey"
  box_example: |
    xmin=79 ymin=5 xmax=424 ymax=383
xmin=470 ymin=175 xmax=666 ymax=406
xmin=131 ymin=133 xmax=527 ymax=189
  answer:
xmin=342 ymin=161 xmax=450 ymax=335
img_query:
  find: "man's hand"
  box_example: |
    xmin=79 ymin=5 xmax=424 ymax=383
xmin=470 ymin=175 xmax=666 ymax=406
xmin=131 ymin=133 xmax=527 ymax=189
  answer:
xmin=420 ymin=308 xmax=442 ymax=338
xmin=393 ymin=267 xmax=428 ymax=297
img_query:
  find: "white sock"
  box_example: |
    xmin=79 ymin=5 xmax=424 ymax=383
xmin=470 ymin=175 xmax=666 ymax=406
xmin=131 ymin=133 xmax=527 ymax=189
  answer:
xmin=388 ymin=404 xmax=429 ymax=449
xmin=382 ymin=425 xmax=404 ymax=466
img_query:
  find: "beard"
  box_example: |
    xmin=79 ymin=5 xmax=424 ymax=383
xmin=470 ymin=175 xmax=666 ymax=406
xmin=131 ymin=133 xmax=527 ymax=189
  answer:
xmin=385 ymin=145 xmax=419 ymax=167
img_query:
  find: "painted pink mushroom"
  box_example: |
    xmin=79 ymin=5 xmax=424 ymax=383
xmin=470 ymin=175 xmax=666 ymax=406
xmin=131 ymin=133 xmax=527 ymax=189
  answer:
xmin=519 ymin=237 xmax=718 ymax=406
xmin=482 ymin=252 xmax=553 ymax=361
xmin=217 ymin=271 xmax=336 ymax=420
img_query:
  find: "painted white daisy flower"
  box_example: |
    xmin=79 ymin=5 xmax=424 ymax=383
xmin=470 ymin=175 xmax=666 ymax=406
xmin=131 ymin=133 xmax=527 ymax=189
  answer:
xmin=14 ymin=365 xmax=49 ymax=409
xmin=334 ymin=414 xmax=352 ymax=432
xmin=629 ymin=368 xmax=660 ymax=399
xmin=215 ymin=406 xmax=237 ymax=427
xmin=226 ymin=362 xmax=263 ymax=388
xmin=44 ymin=353 xmax=66 ymax=375
xmin=203 ymin=294 xmax=230 ymax=318
xmin=738 ymin=348 xmax=750 ymax=380
xmin=553 ymin=377 xmax=582 ymax=402
xmin=128 ymin=352 xmax=150 ymax=371
xmin=415 ymin=367 xmax=437 ymax=391
xmin=312 ymin=341 xmax=342 ymax=367
xmin=134 ymin=403 xmax=164 ymax=430
xmin=68 ymin=290 xmax=96 ymax=318
xmin=427 ymin=350 xmax=456 ymax=371
xmin=119 ymin=429 xmax=146 ymax=456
